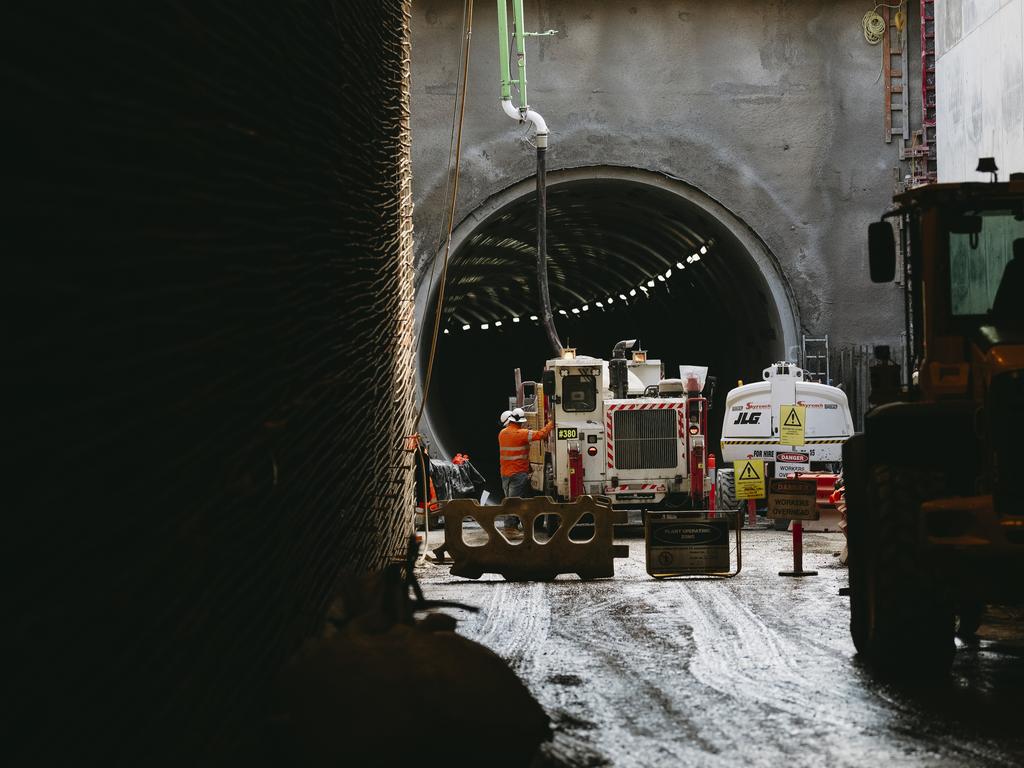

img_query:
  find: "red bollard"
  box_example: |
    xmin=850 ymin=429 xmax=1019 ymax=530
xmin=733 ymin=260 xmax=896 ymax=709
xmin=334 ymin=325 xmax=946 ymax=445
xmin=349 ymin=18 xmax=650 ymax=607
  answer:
xmin=747 ymin=498 xmax=757 ymax=527
xmin=779 ymin=520 xmax=818 ymax=577
xmin=708 ymin=454 xmax=716 ymax=517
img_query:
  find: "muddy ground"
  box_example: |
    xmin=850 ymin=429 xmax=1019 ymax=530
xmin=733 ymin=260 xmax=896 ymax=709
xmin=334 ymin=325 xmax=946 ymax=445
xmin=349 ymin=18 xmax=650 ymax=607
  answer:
xmin=418 ymin=527 xmax=1024 ymax=767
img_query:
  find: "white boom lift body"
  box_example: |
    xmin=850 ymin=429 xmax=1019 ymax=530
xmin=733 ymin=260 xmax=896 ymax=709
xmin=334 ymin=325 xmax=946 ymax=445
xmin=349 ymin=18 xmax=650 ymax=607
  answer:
xmin=719 ymin=361 xmax=854 ymax=466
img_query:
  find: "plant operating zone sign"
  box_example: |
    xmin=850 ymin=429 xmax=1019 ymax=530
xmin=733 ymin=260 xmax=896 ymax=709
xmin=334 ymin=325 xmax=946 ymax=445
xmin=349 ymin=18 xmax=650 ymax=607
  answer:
xmin=645 ymin=515 xmax=730 ymax=575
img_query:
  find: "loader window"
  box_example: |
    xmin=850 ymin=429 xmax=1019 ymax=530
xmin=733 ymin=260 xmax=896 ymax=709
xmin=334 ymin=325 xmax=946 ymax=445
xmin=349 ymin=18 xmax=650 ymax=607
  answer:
xmin=949 ymin=209 xmax=1024 ymax=316
xmin=562 ymin=375 xmax=597 ymax=412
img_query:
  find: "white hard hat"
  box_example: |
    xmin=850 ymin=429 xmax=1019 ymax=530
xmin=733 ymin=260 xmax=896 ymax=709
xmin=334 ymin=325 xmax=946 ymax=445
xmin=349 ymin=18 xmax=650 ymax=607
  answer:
xmin=500 ymin=409 xmax=513 ymax=426
xmin=511 ymin=407 xmax=527 ymax=423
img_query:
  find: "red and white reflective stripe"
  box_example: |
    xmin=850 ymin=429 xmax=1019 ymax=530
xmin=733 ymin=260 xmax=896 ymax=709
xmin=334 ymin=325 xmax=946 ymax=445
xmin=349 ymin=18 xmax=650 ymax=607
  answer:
xmin=605 ymin=484 xmax=667 ymax=492
xmin=606 ymin=403 xmax=686 ymax=411
xmin=606 ymin=409 xmax=614 ymax=468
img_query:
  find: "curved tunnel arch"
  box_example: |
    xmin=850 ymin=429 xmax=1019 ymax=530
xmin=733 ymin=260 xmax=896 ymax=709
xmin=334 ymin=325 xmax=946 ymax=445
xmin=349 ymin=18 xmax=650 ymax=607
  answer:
xmin=415 ymin=166 xmax=800 ymax=487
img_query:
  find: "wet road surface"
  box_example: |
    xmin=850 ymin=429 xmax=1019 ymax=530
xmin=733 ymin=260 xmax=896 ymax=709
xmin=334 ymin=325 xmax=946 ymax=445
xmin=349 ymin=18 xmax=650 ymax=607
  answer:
xmin=418 ymin=528 xmax=1024 ymax=767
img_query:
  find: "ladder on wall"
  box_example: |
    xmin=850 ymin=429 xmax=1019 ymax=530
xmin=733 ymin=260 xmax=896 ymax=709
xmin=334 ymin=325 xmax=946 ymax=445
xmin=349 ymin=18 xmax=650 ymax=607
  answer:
xmin=883 ymin=5 xmax=910 ymax=144
xmin=801 ymin=335 xmax=830 ymax=384
xmin=901 ymin=0 xmax=937 ymax=186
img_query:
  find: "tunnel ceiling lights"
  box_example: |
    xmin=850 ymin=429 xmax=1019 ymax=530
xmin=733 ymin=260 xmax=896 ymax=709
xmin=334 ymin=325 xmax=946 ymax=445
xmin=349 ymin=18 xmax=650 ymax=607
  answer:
xmin=444 ymin=241 xmax=715 ymax=333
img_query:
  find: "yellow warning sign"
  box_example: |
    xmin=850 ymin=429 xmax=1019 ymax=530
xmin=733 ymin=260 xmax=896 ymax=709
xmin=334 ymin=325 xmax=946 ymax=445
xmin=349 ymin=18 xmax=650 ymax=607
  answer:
xmin=735 ymin=459 xmax=765 ymax=499
xmin=779 ymin=404 xmax=806 ymax=446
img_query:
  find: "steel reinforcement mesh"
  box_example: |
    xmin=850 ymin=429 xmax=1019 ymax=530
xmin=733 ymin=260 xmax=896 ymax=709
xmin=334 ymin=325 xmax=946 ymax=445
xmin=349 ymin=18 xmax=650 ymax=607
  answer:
xmin=6 ymin=2 xmax=415 ymax=763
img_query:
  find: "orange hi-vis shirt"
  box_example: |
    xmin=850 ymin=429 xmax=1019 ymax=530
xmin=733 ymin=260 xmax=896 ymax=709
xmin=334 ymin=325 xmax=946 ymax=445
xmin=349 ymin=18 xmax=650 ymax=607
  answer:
xmin=498 ymin=421 xmax=554 ymax=477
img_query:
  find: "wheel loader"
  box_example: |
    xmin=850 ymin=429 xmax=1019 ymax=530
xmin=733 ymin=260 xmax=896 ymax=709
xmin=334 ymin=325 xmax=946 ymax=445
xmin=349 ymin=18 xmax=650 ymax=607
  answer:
xmin=844 ymin=170 xmax=1024 ymax=674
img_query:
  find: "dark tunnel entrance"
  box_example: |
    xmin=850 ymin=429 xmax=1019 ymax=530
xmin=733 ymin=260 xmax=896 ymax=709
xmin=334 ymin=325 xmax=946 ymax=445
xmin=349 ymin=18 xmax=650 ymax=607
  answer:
xmin=417 ymin=168 xmax=797 ymax=491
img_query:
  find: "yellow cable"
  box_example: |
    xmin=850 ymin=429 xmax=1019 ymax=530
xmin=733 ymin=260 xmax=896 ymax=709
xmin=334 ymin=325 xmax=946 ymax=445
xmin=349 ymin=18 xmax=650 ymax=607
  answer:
xmin=863 ymin=2 xmax=903 ymax=45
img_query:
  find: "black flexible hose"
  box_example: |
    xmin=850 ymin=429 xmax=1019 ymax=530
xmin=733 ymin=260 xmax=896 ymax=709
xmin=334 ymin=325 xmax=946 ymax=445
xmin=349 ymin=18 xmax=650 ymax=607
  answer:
xmin=536 ymin=144 xmax=562 ymax=354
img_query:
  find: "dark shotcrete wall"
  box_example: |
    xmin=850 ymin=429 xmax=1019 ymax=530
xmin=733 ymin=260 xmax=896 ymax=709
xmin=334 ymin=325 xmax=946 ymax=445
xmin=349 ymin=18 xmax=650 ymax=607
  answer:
xmin=6 ymin=2 xmax=414 ymax=763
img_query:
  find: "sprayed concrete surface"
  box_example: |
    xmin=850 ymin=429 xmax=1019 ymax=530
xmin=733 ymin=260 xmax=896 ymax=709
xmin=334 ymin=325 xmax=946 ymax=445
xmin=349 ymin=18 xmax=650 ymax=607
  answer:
xmin=418 ymin=528 xmax=1024 ymax=767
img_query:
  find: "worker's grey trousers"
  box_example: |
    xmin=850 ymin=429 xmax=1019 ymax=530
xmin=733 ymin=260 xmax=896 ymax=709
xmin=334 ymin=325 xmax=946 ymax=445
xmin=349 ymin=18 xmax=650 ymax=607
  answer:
xmin=501 ymin=472 xmax=530 ymax=499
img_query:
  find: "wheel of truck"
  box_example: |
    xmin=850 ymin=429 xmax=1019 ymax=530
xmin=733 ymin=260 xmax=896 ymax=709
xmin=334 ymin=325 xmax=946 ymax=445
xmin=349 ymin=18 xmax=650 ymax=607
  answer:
xmin=716 ymin=469 xmax=744 ymax=529
xmin=849 ymin=464 xmax=954 ymax=675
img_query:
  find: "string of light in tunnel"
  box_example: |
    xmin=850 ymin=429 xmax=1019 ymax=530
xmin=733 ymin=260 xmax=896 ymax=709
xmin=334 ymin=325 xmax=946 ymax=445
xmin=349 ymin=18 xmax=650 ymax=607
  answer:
xmin=443 ymin=242 xmax=712 ymax=333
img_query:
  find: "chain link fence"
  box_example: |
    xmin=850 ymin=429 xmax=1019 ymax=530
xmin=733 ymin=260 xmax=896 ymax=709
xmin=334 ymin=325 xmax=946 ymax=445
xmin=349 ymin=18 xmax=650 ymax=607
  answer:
xmin=830 ymin=339 xmax=908 ymax=431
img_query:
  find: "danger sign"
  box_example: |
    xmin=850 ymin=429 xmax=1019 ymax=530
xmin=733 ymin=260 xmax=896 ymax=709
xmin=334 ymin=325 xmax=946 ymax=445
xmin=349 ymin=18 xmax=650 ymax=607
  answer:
xmin=734 ymin=459 xmax=765 ymax=499
xmin=775 ymin=451 xmax=810 ymax=478
xmin=767 ymin=477 xmax=818 ymax=520
xmin=779 ymin=404 xmax=806 ymax=446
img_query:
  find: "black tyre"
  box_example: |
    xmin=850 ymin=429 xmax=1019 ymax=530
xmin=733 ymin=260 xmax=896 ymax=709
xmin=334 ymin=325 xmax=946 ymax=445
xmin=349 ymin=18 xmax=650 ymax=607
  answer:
xmin=849 ymin=463 xmax=954 ymax=675
xmin=772 ymin=517 xmax=790 ymax=531
xmin=716 ymin=468 xmax=744 ymax=529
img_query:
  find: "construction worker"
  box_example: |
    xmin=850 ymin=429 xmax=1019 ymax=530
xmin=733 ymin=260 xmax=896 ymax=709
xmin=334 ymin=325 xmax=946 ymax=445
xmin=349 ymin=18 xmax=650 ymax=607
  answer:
xmin=498 ymin=407 xmax=553 ymax=503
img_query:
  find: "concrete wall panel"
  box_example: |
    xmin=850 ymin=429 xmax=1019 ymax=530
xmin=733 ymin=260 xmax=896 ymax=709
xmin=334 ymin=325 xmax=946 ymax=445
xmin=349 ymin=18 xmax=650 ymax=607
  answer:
xmin=412 ymin=0 xmax=907 ymax=349
xmin=937 ymin=0 xmax=1024 ymax=180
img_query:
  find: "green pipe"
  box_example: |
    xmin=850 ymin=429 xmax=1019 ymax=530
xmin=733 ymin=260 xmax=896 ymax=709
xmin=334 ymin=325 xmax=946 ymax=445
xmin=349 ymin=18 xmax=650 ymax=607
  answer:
xmin=496 ymin=0 xmax=512 ymax=101
xmin=512 ymin=0 xmax=528 ymax=108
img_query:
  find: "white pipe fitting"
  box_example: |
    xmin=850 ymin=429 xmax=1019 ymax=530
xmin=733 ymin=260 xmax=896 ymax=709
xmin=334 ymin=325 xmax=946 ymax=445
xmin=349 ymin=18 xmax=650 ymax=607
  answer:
xmin=500 ymin=99 xmax=549 ymax=147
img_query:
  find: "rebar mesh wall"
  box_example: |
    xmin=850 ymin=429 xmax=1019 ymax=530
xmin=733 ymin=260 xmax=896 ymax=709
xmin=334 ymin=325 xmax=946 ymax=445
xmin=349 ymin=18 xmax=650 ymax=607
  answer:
xmin=6 ymin=2 xmax=414 ymax=762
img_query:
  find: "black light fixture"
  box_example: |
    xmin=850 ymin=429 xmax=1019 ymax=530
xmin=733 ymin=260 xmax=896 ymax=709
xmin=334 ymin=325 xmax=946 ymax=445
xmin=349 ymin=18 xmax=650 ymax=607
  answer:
xmin=976 ymin=157 xmax=999 ymax=182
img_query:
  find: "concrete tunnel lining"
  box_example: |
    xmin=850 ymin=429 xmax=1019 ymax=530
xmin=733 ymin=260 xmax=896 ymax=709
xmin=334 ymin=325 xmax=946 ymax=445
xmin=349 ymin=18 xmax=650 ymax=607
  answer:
xmin=414 ymin=166 xmax=800 ymax=486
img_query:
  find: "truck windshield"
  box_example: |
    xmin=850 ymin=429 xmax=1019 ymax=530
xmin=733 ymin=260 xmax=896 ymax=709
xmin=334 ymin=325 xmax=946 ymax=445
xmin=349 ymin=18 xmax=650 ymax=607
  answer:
xmin=562 ymin=374 xmax=597 ymax=412
xmin=949 ymin=208 xmax=1024 ymax=316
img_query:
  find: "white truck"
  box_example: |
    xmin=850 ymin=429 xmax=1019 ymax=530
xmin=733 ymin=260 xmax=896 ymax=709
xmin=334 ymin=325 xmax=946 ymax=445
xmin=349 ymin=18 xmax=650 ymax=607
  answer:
xmin=717 ymin=361 xmax=854 ymax=527
xmin=515 ymin=341 xmax=713 ymax=518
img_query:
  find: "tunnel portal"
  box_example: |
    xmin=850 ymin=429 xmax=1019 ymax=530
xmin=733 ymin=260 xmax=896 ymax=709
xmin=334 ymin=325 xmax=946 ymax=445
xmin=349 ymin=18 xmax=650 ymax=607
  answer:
xmin=418 ymin=168 xmax=797 ymax=487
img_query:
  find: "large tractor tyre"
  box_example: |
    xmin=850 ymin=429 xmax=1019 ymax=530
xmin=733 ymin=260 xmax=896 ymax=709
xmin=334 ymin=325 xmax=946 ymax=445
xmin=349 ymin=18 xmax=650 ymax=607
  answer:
xmin=844 ymin=435 xmax=869 ymax=655
xmin=850 ymin=464 xmax=954 ymax=676
xmin=716 ymin=469 xmax=744 ymax=529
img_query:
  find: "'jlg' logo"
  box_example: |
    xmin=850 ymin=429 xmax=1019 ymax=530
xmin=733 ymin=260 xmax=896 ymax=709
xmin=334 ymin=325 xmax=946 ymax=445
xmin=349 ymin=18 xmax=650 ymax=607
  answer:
xmin=733 ymin=412 xmax=761 ymax=425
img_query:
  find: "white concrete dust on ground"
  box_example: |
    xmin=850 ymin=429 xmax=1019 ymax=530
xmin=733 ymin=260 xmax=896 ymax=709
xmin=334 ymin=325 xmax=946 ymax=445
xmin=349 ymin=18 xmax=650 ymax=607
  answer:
xmin=418 ymin=529 xmax=1024 ymax=767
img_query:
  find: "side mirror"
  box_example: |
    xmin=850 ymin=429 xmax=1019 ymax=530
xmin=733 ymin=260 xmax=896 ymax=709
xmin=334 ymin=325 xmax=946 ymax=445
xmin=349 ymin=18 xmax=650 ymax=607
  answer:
xmin=542 ymin=369 xmax=556 ymax=397
xmin=868 ymin=221 xmax=897 ymax=283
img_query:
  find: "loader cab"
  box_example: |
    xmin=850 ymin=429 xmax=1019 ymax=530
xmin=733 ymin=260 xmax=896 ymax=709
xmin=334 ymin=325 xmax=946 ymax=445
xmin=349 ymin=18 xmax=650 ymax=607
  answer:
xmin=845 ymin=176 xmax=1024 ymax=674
xmin=869 ymin=180 xmax=1024 ymax=400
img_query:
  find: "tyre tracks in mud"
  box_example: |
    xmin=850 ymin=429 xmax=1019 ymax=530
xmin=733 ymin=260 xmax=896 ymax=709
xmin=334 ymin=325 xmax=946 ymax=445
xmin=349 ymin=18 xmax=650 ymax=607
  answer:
xmin=419 ymin=531 xmax=1024 ymax=767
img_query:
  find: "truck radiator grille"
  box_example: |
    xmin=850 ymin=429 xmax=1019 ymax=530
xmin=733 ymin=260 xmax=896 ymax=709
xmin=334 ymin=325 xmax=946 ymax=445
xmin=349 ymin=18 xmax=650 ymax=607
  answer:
xmin=613 ymin=409 xmax=678 ymax=469
xmin=992 ymin=370 xmax=1024 ymax=516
